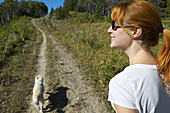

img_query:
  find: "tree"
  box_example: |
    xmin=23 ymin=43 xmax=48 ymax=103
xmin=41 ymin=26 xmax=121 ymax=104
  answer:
xmin=159 ymin=0 xmax=167 ymax=17
xmin=55 ymin=6 xmax=67 ymax=20
xmin=63 ymin=0 xmax=74 ymax=11
xmin=49 ymin=7 xmax=54 ymax=19
xmin=165 ymin=0 xmax=170 ymax=18
xmin=94 ymin=2 xmax=104 ymax=21
xmin=0 ymin=0 xmax=48 ymax=24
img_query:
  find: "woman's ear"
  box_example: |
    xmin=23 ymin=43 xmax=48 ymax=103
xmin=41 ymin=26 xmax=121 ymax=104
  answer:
xmin=132 ymin=27 xmax=142 ymax=39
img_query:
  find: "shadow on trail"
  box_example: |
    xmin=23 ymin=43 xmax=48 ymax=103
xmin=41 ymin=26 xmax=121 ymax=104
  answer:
xmin=44 ymin=87 xmax=69 ymax=113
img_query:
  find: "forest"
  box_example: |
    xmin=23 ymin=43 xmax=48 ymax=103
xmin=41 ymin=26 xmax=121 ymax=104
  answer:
xmin=49 ymin=0 xmax=170 ymax=21
xmin=0 ymin=0 xmax=48 ymax=24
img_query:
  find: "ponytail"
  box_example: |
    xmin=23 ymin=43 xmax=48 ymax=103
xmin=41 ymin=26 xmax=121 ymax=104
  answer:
xmin=156 ymin=29 xmax=170 ymax=92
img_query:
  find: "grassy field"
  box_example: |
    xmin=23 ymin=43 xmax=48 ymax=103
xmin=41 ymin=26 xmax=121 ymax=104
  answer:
xmin=0 ymin=17 xmax=43 ymax=112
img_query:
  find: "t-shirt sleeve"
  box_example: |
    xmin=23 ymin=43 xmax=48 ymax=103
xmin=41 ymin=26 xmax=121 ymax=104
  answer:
xmin=108 ymin=74 xmax=137 ymax=109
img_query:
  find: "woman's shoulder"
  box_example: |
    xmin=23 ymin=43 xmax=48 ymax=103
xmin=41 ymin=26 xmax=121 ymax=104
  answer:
xmin=123 ymin=64 xmax=158 ymax=79
xmin=124 ymin=64 xmax=157 ymax=72
xmin=109 ymin=70 xmax=132 ymax=89
xmin=108 ymin=70 xmax=137 ymax=109
xmin=109 ymin=64 xmax=159 ymax=89
xmin=110 ymin=64 xmax=157 ymax=79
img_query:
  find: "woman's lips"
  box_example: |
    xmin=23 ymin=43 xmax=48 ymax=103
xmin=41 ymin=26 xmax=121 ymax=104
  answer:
xmin=111 ymin=37 xmax=115 ymax=41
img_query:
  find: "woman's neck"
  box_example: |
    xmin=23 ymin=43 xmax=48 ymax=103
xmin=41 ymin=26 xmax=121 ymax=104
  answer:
xmin=125 ymin=41 xmax=156 ymax=65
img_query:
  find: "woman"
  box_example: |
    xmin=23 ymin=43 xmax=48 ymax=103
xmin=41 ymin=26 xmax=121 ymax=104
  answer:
xmin=107 ymin=0 xmax=170 ymax=113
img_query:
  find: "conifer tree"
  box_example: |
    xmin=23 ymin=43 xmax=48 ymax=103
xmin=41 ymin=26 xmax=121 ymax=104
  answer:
xmin=165 ymin=0 xmax=169 ymax=18
xmin=55 ymin=6 xmax=67 ymax=20
xmin=94 ymin=2 xmax=104 ymax=21
xmin=63 ymin=0 xmax=75 ymax=11
xmin=159 ymin=0 xmax=167 ymax=17
xmin=49 ymin=7 xmax=54 ymax=19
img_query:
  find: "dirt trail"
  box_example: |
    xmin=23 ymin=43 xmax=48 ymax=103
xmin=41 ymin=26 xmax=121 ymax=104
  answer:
xmin=27 ymin=20 xmax=49 ymax=113
xmin=27 ymin=19 xmax=109 ymax=113
xmin=32 ymin=19 xmax=47 ymax=80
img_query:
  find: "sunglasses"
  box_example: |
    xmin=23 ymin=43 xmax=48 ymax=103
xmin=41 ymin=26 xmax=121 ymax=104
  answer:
xmin=112 ymin=20 xmax=134 ymax=30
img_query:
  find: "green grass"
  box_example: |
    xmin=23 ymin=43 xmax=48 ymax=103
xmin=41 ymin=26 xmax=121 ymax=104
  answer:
xmin=0 ymin=17 xmax=43 ymax=112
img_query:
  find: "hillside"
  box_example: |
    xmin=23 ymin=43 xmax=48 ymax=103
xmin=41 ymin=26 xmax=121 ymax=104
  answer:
xmin=0 ymin=11 xmax=169 ymax=112
xmin=27 ymin=19 xmax=110 ymax=113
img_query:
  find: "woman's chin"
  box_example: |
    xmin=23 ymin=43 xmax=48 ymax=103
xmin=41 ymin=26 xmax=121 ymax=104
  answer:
xmin=110 ymin=44 xmax=116 ymax=48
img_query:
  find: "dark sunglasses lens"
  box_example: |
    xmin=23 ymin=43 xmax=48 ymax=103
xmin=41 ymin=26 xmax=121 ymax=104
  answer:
xmin=112 ymin=20 xmax=115 ymax=29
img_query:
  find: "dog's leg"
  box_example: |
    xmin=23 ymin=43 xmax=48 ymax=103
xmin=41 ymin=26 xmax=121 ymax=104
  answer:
xmin=39 ymin=95 xmax=44 ymax=113
xmin=35 ymin=104 xmax=39 ymax=110
xmin=39 ymin=102 xmax=43 ymax=113
xmin=31 ymin=102 xmax=39 ymax=109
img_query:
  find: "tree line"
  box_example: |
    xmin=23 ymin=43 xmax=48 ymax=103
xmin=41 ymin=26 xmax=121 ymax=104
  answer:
xmin=49 ymin=0 xmax=169 ymax=21
xmin=0 ymin=0 xmax=48 ymax=24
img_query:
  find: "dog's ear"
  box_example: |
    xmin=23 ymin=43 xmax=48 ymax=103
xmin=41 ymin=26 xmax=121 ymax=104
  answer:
xmin=35 ymin=75 xmax=40 ymax=80
xmin=35 ymin=77 xmax=40 ymax=81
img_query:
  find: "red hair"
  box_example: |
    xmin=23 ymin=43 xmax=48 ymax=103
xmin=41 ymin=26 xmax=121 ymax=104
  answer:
xmin=111 ymin=0 xmax=163 ymax=46
xmin=111 ymin=0 xmax=170 ymax=87
xmin=157 ymin=29 xmax=170 ymax=85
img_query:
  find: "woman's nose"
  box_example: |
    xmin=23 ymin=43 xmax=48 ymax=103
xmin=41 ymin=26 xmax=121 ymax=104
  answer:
xmin=107 ymin=26 xmax=113 ymax=34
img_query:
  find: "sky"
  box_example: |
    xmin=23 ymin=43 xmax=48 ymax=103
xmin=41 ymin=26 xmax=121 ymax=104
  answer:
xmin=0 ymin=0 xmax=65 ymax=14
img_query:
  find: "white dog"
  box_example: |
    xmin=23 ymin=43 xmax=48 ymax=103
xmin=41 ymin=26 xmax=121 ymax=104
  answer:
xmin=31 ymin=75 xmax=44 ymax=113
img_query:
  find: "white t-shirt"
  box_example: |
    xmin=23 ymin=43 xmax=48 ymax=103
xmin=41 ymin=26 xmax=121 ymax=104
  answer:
xmin=108 ymin=64 xmax=170 ymax=113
